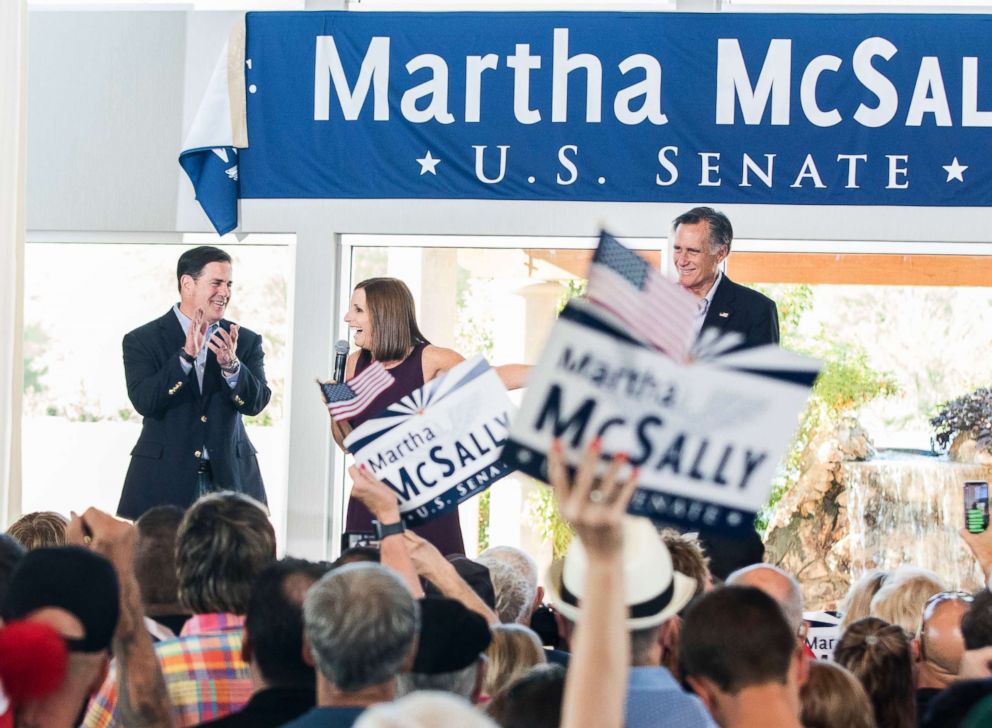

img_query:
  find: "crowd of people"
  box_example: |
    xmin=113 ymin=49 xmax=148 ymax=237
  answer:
xmin=2 ymin=447 xmax=992 ymax=727
xmin=1 ymin=210 xmax=990 ymax=726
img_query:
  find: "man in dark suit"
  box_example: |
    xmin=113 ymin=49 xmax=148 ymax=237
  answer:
xmin=672 ymin=206 xmax=779 ymax=350
xmin=672 ymin=208 xmax=777 ymax=575
xmin=118 ymin=246 xmax=270 ymax=520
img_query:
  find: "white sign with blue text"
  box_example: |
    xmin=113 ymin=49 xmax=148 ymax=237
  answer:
xmin=345 ymin=356 xmax=514 ymax=528
xmin=504 ymin=301 xmax=820 ymax=534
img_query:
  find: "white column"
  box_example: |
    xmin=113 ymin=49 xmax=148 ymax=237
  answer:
xmin=283 ymin=226 xmax=340 ymax=559
xmin=418 ymin=249 xmax=459 ymax=350
xmin=0 ymin=0 xmax=27 ymax=526
xmin=488 ymin=282 xmax=560 ymax=554
xmin=387 ymin=248 xmax=423 ymax=305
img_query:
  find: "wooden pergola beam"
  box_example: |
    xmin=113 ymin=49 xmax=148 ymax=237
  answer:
xmin=727 ymin=253 xmax=992 ymax=287
xmin=524 ymin=249 xmax=992 ymax=287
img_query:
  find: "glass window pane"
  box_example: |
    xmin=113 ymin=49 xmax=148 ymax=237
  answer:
xmin=347 ymin=245 xmax=602 ymax=565
xmin=346 ymin=244 xmax=992 ymax=590
xmin=22 ymin=240 xmax=291 ymax=545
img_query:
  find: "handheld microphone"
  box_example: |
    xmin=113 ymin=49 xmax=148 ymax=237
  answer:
xmin=332 ymin=339 xmax=350 ymax=383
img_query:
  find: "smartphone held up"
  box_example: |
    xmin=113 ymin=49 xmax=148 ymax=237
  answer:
xmin=964 ymin=480 xmax=990 ymax=534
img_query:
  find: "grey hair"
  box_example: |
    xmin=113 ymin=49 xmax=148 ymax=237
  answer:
xmin=869 ymin=566 xmax=946 ymax=636
xmin=355 ymin=691 xmax=498 ymax=728
xmin=726 ymin=563 xmax=804 ymax=634
xmin=477 ymin=546 xmax=538 ymax=625
xmin=672 ymin=206 xmax=734 ymax=254
xmin=304 ymin=562 xmax=419 ymax=691
xmin=396 ymin=661 xmax=480 ymax=701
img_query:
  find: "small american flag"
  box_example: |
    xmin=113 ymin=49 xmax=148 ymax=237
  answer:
xmin=586 ymin=231 xmax=698 ymax=362
xmin=319 ymin=362 xmax=395 ymax=421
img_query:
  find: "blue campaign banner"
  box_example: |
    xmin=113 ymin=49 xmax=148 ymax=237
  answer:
xmin=182 ymin=11 xmax=992 ymax=232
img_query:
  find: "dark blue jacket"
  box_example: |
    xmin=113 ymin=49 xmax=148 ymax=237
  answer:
xmin=117 ymin=310 xmax=270 ymax=519
xmin=700 ymin=275 xmax=780 ymax=349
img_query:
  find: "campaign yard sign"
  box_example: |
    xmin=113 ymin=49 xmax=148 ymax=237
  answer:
xmin=504 ymin=299 xmax=820 ymax=534
xmin=345 ymin=356 xmax=514 ymax=528
xmin=804 ymin=610 xmax=842 ymax=661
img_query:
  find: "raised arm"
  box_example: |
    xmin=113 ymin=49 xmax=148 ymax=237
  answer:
xmin=550 ymin=440 xmax=638 ymax=728
xmin=69 ymin=508 xmax=175 ymax=728
xmin=348 ymin=465 xmax=424 ymax=597
xmin=402 ymin=530 xmax=499 ymax=626
xmin=422 ymin=345 xmax=465 ymax=382
xmin=423 ymin=345 xmax=530 ymax=391
xmin=961 ymin=526 xmax=992 ymax=586
xmin=494 ymin=363 xmax=531 ymax=390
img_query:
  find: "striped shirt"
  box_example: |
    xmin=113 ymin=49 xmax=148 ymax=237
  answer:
xmin=84 ymin=613 xmax=251 ymax=727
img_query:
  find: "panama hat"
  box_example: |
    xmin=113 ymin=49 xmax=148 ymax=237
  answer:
xmin=546 ymin=516 xmax=697 ymax=630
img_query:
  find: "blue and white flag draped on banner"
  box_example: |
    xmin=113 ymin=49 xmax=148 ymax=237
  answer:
xmin=182 ymin=11 xmax=992 ymax=234
xmin=179 ymin=26 xmax=245 ymax=236
xmin=344 ymin=356 xmax=515 ymax=528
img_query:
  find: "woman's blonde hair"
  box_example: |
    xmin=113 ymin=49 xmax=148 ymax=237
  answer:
xmin=482 ymin=623 xmax=546 ymax=698
xmin=839 ymin=570 xmax=890 ymax=632
xmin=6 ymin=511 xmax=68 ymax=550
xmin=355 ymin=278 xmax=430 ymax=362
xmin=869 ymin=566 xmax=946 ymax=635
xmin=800 ymin=660 xmax=877 ymax=728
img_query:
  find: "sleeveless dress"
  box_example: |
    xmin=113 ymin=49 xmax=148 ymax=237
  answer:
xmin=344 ymin=342 xmax=466 ymax=556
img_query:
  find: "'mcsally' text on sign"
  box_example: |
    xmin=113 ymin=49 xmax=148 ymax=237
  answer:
xmin=504 ymin=307 xmax=816 ymax=533
xmin=345 ymin=356 xmax=515 ymax=528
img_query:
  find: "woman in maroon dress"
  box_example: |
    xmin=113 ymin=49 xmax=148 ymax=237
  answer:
xmin=332 ymin=277 xmax=528 ymax=556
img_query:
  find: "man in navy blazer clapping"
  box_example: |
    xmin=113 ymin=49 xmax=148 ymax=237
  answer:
xmin=118 ymin=246 xmax=270 ymax=520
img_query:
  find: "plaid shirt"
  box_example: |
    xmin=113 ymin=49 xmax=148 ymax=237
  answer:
xmin=84 ymin=613 xmax=252 ymax=727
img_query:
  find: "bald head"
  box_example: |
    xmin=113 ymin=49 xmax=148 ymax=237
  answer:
xmin=726 ymin=564 xmax=803 ymax=634
xmin=918 ymin=596 xmax=969 ymax=682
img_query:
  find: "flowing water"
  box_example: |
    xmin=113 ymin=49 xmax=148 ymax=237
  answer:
xmin=843 ymin=450 xmax=990 ymax=591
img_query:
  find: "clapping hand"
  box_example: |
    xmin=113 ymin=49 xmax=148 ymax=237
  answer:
xmin=183 ymin=308 xmax=209 ymax=359
xmin=209 ymin=323 xmax=240 ymax=371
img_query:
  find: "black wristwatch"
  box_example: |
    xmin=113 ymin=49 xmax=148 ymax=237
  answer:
xmin=179 ymin=348 xmax=197 ymax=364
xmin=373 ymin=519 xmax=406 ymax=540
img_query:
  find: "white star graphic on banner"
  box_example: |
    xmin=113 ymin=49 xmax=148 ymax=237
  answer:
xmin=417 ymin=151 xmax=441 ymax=176
xmin=943 ymin=157 xmax=968 ymax=183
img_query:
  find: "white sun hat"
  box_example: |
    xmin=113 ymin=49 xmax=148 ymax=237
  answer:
xmin=546 ymin=515 xmax=697 ymax=630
